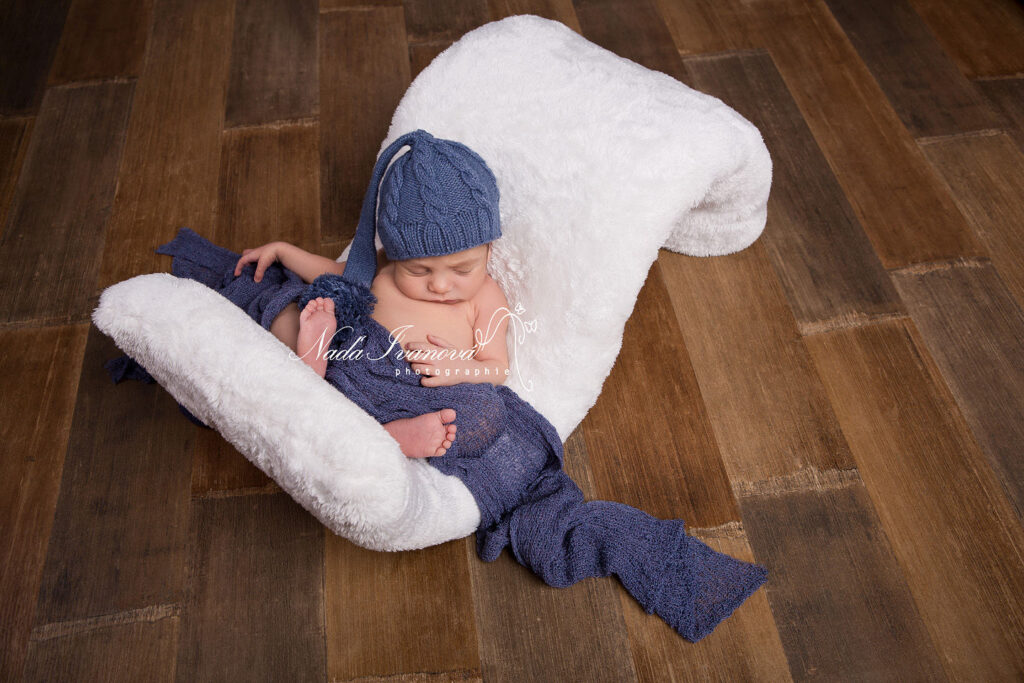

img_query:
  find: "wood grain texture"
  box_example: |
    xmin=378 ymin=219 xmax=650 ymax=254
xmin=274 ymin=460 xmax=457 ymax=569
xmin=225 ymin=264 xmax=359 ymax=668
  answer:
xmin=679 ymin=50 xmax=903 ymax=330
xmin=0 ymin=116 xmax=34 ymax=236
xmin=976 ymin=77 xmax=1024 ymax=152
xmin=823 ymin=0 xmax=1005 ymax=137
xmin=907 ymin=0 xmax=1024 ymax=79
xmin=48 ymin=0 xmax=155 ymax=84
xmin=22 ymin=613 xmax=179 ymax=683
xmin=0 ymin=0 xmax=72 ymax=114
xmin=804 ymin=319 xmax=1024 ymax=680
xmin=574 ymin=0 xmax=688 ymax=80
xmin=658 ymin=238 xmax=856 ymax=484
xmin=97 ymin=0 xmax=236 ymax=289
xmin=739 ymin=484 xmax=946 ymax=680
xmin=580 ymin=263 xmax=739 ymax=524
xmin=919 ymin=133 xmax=1024 ymax=314
xmin=403 ymin=0 xmax=492 ymax=44
xmin=177 ymin=493 xmax=326 ymax=680
xmin=891 ymin=263 xmax=1024 ymax=523
xmin=324 ymin=534 xmax=480 ymax=681
xmin=319 ymin=7 xmax=409 ymax=243
xmin=225 ymin=0 xmax=318 ymax=127
xmin=0 ymin=324 xmax=88 ymax=682
xmin=0 ymin=82 xmax=133 ymax=325
xmin=34 ymin=326 xmax=195 ymax=624
xmin=469 ymin=429 xmax=638 ymax=682
xmin=657 ymin=0 xmax=987 ymax=269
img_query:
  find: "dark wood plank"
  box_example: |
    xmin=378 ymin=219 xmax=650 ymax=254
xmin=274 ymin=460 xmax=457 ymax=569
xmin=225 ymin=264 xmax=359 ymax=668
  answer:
xmin=403 ymin=0 xmax=492 ymax=44
xmin=976 ymin=77 xmax=1024 ymax=153
xmin=574 ymin=0 xmax=688 ymax=81
xmin=0 ymin=324 xmax=89 ymax=682
xmin=319 ymin=7 xmax=410 ymax=244
xmin=225 ymin=0 xmax=318 ymax=127
xmin=0 ymin=116 xmax=34 ymax=234
xmin=804 ymin=319 xmax=1024 ymax=680
xmin=0 ymin=82 xmax=133 ymax=324
xmin=23 ymin=611 xmax=179 ymax=682
xmin=96 ymin=0 xmax=236 ymax=289
xmin=469 ymin=429 xmax=638 ymax=682
xmin=0 ymin=0 xmax=72 ymax=114
xmin=177 ymin=492 xmax=326 ymax=679
xmin=48 ymin=0 xmax=155 ymax=84
xmin=918 ymin=133 xmax=1024 ymax=314
xmin=35 ymin=326 xmax=195 ymax=624
xmin=681 ymin=51 xmax=904 ymax=329
xmin=891 ymin=263 xmax=1024 ymax=523
xmin=907 ymin=0 xmax=1024 ymax=79
xmin=580 ymin=262 xmax=739 ymax=523
xmin=324 ymin=534 xmax=480 ymax=680
xmin=660 ymin=0 xmax=987 ymax=269
xmin=739 ymin=482 xmax=946 ymax=680
xmin=823 ymin=0 xmax=1005 ymax=138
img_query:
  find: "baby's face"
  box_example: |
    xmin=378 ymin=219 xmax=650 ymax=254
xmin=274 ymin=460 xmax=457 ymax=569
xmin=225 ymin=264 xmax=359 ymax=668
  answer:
xmin=390 ymin=243 xmax=491 ymax=304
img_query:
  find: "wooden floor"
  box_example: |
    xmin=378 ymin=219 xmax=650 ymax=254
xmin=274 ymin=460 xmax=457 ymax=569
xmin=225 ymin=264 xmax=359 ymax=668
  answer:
xmin=2 ymin=0 xmax=1023 ymax=680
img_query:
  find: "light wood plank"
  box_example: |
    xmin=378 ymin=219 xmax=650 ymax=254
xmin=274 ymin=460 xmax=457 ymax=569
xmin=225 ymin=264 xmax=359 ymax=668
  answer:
xmin=319 ymin=7 xmax=409 ymax=243
xmin=35 ymin=326 xmax=194 ymax=623
xmin=97 ymin=0 xmax=236 ymax=289
xmin=0 ymin=82 xmax=133 ymax=324
xmin=177 ymin=493 xmax=326 ymax=679
xmin=0 ymin=324 xmax=89 ymax=682
xmin=823 ymin=0 xmax=1005 ymax=137
xmin=225 ymin=0 xmax=318 ymax=127
xmin=918 ymin=132 xmax=1024 ymax=314
xmin=907 ymin=0 xmax=1024 ymax=79
xmin=657 ymin=0 xmax=987 ymax=269
xmin=48 ymin=0 xmax=155 ymax=84
xmin=804 ymin=319 xmax=1024 ymax=680
xmin=891 ymin=263 xmax=1024 ymax=522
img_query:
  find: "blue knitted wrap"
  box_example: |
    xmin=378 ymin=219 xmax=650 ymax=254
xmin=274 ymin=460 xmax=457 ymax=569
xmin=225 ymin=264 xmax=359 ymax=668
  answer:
xmin=297 ymin=273 xmax=377 ymax=350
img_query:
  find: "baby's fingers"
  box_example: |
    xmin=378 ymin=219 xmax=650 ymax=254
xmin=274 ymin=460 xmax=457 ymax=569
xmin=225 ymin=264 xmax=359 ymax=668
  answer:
xmin=233 ymin=252 xmax=257 ymax=276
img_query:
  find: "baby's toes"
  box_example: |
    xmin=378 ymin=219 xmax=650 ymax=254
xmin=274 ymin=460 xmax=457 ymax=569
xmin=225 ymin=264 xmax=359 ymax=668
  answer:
xmin=322 ymin=297 xmax=334 ymax=313
xmin=434 ymin=445 xmax=447 ymax=457
xmin=439 ymin=408 xmax=456 ymax=423
xmin=445 ymin=424 xmax=457 ymax=442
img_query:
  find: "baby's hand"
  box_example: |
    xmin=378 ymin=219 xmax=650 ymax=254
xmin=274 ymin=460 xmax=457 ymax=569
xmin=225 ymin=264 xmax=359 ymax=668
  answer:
xmin=233 ymin=242 xmax=283 ymax=283
xmin=403 ymin=334 xmax=471 ymax=388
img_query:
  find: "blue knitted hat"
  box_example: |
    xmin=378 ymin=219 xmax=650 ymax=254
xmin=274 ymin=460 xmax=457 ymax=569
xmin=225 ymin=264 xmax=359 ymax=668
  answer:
xmin=342 ymin=129 xmax=501 ymax=289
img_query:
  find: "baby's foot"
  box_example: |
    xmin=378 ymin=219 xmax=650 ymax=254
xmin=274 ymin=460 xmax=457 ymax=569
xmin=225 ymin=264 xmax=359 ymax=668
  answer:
xmin=296 ymin=297 xmax=336 ymax=377
xmin=383 ymin=408 xmax=458 ymax=458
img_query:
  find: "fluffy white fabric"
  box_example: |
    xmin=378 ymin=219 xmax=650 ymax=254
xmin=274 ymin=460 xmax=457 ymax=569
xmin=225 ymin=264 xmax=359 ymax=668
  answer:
xmin=92 ymin=15 xmax=770 ymax=551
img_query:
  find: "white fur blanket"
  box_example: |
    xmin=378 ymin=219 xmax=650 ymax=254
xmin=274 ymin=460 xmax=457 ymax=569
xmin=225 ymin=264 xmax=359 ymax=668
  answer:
xmin=92 ymin=15 xmax=771 ymax=551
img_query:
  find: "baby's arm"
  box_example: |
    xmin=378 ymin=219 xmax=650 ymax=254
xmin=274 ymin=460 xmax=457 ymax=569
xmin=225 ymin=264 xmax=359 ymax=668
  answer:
xmin=470 ymin=279 xmax=511 ymax=385
xmin=275 ymin=243 xmax=346 ymax=284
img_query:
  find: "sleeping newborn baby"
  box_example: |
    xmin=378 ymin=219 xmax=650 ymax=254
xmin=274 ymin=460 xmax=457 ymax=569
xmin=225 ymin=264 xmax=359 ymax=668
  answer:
xmin=231 ymin=238 xmax=510 ymax=460
xmin=109 ymin=129 xmax=769 ymax=643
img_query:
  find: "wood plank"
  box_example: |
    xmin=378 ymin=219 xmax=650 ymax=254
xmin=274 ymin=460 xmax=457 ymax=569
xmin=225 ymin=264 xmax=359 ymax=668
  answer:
xmin=34 ymin=325 xmax=195 ymax=624
xmin=23 ymin=611 xmax=179 ymax=682
xmin=680 ymin=50 xmax=903 ymax=330
xmin=0 ymin=116 xmax=34 ymax=235
xmin=469 ymin=429 xmax=637 ymax=682
xmin=891 ymin=263 xmax=1024 ymax=523
xmin=96 ymin=0 xmax=236 ymax=290
xmin=580 ymin=262 xmax=739 ymax=523
xmin=574 ymin=0 xmax=688 ymax=80
xmin=319 ymin=7 xmax=409 ymax=244
xmin=177 ymin=492 xmax=326 ymax=679
xmin=48 ymin=0 xmax=155 ymax=84
xmin=324 ymin=534 xmax=479 ymax=680
xmin=975 ymin=77 xmax=1024 ymax=153
xmin=0 ymin=82 xmax=134 ymax=324
xmin=402 ymin=0 xmax=492 ymax=44
xmin=225 ymin=0 xmax=318 ymax=127
xmin=738 ymin=482 xmax=946 ymax=680
xmin=918 ymin=133 xmax=1024 ymax=314
xmin=823 ymin=0 xmax=1006 ymax=138
xmin=0 ymin=0 xmax=72 ymax=114
xmin=804 ymin=319 xmax=1024 ymax=680
xmin=658 ymin=237 xmax=857 ymax=483
xmin=658 ymin=0 xmax=987 ymax=269
xmin=0 ymin=324 xmax=89 ymax=682
xmin=907 ymin=0 xmax=1024 ymax=79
